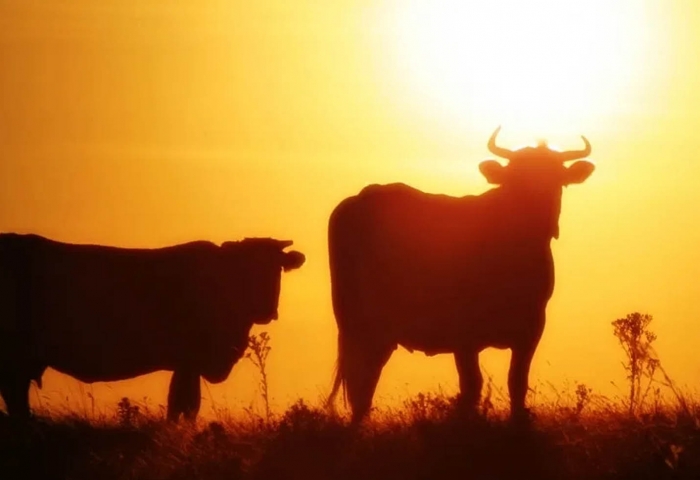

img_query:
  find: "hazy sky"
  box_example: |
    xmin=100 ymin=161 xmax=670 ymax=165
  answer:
xmin=2 ymin=0 xmax=700 ymax=417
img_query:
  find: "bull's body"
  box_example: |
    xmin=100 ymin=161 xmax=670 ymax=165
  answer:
xmin=330 ymin=184 xmax=553 ymax=356
xmin=327 ymin=127 xmax=595 ymax=423
xmin=0 ymin=233 xmax=305 ymax=420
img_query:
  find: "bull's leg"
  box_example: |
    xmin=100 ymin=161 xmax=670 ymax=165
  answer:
xmin=344 ymin=342 xmax=394 ymax=425
xmin=0 ymin=374 xmax=31 ymax=419
xmin=454 ymin=349 xmax=483 ymax=417
xmin=508 ymin=343 xmax=538 ymax=424
xmin=167 ymin=370 xmax=201 ymax=422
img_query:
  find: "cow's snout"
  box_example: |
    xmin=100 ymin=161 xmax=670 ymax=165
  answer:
xmin=253 ymin=311 xmax=278 ymax=325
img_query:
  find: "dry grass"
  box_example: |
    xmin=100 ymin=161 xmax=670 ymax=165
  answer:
xmin=3 ymin=390 xmax=700 ymax=480
xmin=4 ymin=316 xmax=693 ymax=480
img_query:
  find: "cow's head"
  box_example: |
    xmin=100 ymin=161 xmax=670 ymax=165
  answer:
xmin=478 ymin=126 xmax=595 ymax=238
xmin=221 ymin=238 xmax=305 ymax=325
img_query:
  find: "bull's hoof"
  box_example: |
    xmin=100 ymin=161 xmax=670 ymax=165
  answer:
xmin=451 ymin=396 xmax=486 ymax=425
xmin=453 ymin=407 xmax=486 ymax=426
xmin=509 ymin=408 xmax=535 ymax=429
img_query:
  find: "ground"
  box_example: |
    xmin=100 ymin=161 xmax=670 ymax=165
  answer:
xmin=2 ymin=392 xmax=700 ymax=480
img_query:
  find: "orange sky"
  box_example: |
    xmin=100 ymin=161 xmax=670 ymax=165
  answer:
xmin=2 ymin=1 xmax=700 ymax=417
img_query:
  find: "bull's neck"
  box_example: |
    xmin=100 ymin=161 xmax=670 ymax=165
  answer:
xmin=485 ymin=186 xmax=562 ymax=242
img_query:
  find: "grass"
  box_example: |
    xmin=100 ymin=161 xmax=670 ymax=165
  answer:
xmin=4 ymin=312 xmax=696 ymax=480
xmin=3 ymin=391 xmax=700 ymax=480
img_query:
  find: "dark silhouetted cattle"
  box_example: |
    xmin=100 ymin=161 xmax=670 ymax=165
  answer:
xmin=327 ymin=126 xmax=595 ymax=424
xmin=0 ymin=234 xmax=305 ymax=421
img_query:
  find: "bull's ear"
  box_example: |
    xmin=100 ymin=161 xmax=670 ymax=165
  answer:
xmin=479 ymin=160 xmax=507 ymax=185
xmin=282 ymin=250 xmax=305 ymax=271
xmin=564 ymin=160 xmax=595 ymax=185
xmin=277 ymin=239 xmax=294 ymax=249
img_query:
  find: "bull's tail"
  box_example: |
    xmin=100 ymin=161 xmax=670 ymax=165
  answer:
xmin=325 ymin=199 xmax=355 ymax=413
xmin=326 ymin=334 xmax=347 ymax=411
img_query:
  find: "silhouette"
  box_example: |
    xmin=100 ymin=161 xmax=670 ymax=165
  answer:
xmin=327 ymin=126 xmax=595 ymax=424
xmin=0 ymin=234 xmax=305 ymax=421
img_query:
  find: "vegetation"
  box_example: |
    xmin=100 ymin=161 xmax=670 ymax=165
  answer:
xmin=2 ymin=314 xmax=700 ymax=480
xmin=244 ymin=332 xmax=273 ymax=425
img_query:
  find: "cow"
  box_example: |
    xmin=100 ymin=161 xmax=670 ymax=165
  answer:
xmin=0 ymin=234 xmax=305 ymax=421
xmin=326 ymin=126 xmax=595 ymax=424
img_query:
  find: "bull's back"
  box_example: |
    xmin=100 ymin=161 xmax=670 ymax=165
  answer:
xmin=328 ymin=185 xmax=481 ymax=325
xmin=328 ymin=184 xmax=554 ymax=348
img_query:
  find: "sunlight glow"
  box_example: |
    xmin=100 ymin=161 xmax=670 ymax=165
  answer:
xmin=382 ymin=0 xmax=657 ymax=136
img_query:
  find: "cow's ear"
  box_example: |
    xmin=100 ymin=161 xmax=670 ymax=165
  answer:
xmin=564 ymin=160 xmax=595 ymax=185
xmin=282 ymin=250 xmax=305 ymax=271
xmin=479 ymin=160 xmax=507 ymax=185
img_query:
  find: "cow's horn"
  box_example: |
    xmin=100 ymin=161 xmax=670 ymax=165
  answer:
xmin=487 ymin=126 xmax=514 ymax=159
xmin=556 ymin=136 xmax=592 ymax=162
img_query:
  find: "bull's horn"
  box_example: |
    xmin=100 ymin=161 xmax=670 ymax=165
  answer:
xmin=556 ymin=136 xmax=592 ymax=162
xmin=487 ymin=126 xmax=514 ymax=159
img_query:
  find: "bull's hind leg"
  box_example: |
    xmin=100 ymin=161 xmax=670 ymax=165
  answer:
xmin=0 ymin=374 xmax=31 ymax=418
xmin=344 ymin=340 xmax=394 ymax=425
xmin=167 ymin=370 xmax=201 ymax=421
xmin=454 ymin=349 xmax=483 ymax=418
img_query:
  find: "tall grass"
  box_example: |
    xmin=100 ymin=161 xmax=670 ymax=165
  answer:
xmin=244 ymin=332 xmax=273 ymax=425
xmin=3 ymin=391 xmax=700 ymax=480
xmin=2 ymin=313 xmax=700 ymax=480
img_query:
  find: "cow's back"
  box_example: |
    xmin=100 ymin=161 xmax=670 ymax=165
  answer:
xmin=1 ymin=233 xmax=228 ymax=381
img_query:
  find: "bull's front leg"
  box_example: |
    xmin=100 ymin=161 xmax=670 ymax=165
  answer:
xmin=167 ymin=370 xmax=201 ymax=421
xmin=508 ymin=316 xmax=544 ymax=425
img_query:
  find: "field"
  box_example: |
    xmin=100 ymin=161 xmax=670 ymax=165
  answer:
xmin=3 ymin=313 xmax=699 ymax=480
xmin=2 ymin=392 xmax=700 ymax=480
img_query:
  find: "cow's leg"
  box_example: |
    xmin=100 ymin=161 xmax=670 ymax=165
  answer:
xmin=167 ymin=370 xmax=201 ymax=422
xmin=181 ymin=376 xmax=202 ymax=421
xmin=166 ymin=372 xmax=183 ymax=422
xmin=0 ymin=373 xmax=31 ymax=419
xmin=344 ymin=341 xmax=394 ymax=425
xmin=454 ymin=349 xmax=483 ymax=418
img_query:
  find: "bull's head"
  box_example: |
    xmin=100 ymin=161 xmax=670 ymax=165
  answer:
xmin=478 ymin=126 xmax=595 ymax=238
xmin=221 ymin=238 xmax=305 ymax=325
xmin=480 ymin=126 xmax=595 ymax=186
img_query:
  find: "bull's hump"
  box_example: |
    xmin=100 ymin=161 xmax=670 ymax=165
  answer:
xmin=356 ymin=183 xmax=445 ymax=205
xmin=359 ymin=182 xmax=413 ymax=196
xmin=355 ymin=183 xmax=478 ymax=208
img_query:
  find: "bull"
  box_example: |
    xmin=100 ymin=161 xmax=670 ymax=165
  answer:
xmin=0 ymin=234 xmax=305 ymax=421
xmin=326 ymin=126 xmax=595 ymax=424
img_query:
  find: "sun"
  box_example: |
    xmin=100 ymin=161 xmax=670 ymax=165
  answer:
xmin=379 ymin=0 xmax=656 ymax=137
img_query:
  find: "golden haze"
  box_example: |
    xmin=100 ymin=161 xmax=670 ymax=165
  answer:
xmin=1 ymin=0 xmax=699 ymax=416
